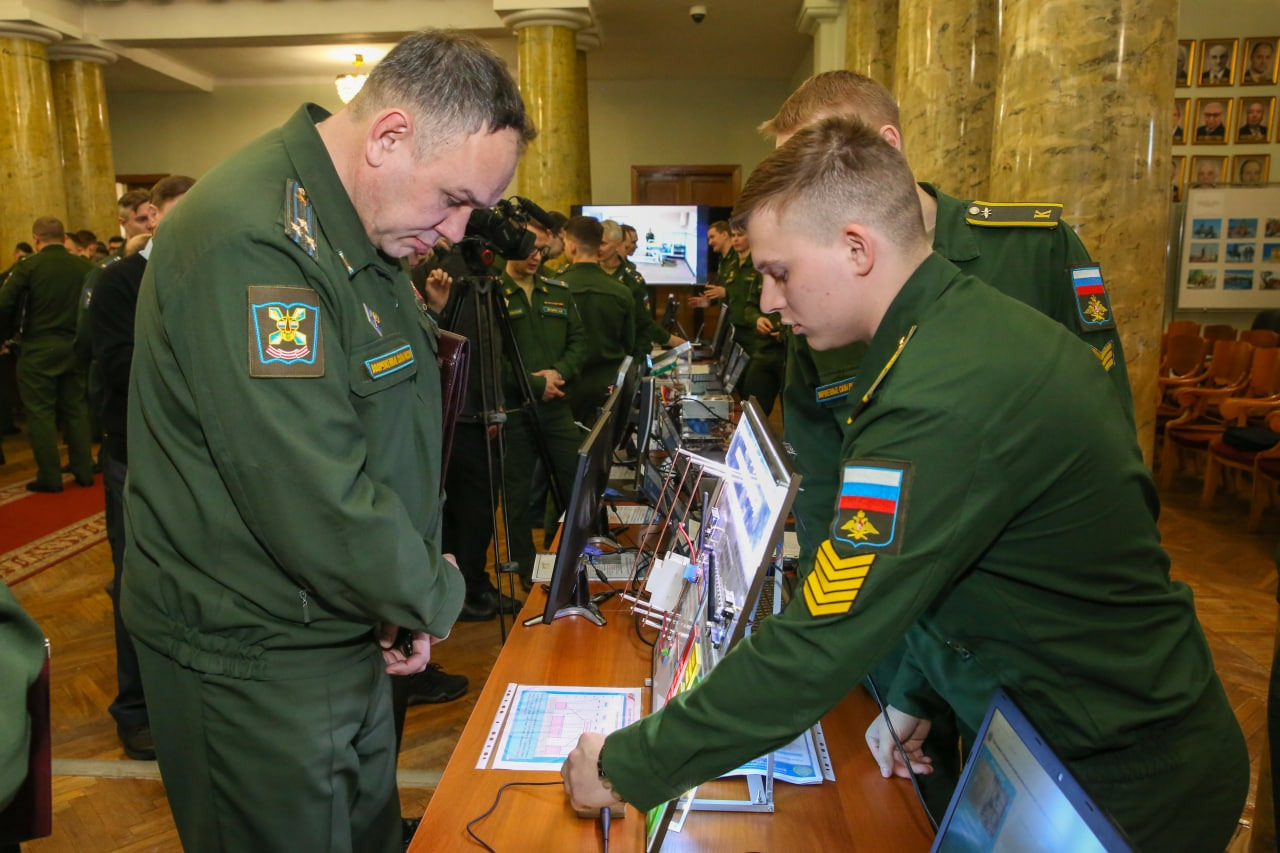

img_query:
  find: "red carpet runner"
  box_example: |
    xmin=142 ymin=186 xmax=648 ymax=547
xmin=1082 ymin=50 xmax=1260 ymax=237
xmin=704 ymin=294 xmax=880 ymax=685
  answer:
xmin=1 ymin=475 xmax=107 ymax=586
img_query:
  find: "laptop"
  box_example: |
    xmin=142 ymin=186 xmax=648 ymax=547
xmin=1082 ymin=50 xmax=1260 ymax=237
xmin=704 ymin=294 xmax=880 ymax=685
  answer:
xmin=931 ymin=688 xmax=1133 ymax=853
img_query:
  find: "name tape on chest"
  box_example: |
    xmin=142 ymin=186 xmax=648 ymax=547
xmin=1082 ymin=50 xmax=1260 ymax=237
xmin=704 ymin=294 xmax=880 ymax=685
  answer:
xmin=247 ymin=286 xmax=325 ymax=378
xmin=1071 ymin=265 xmax=1116 ymax=332
xmin=815 ymin=376 xmax=856 ymax=405
xmin=364 ymin=344 xmax=414 ymax=380
xmin=540 ymin=301 xmax=568 ymax=318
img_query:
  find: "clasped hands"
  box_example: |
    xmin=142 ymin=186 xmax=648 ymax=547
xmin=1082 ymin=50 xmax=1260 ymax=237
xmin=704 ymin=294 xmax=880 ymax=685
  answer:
xmin=378 ymin=553 xmax=459 ymax=675
xmin=532 ymin=368 xmax=566 ymax=401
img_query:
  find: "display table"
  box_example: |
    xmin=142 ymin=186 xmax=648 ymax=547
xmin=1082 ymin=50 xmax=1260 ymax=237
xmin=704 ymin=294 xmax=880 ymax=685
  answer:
xmin=409 ymin=585 xmax=935 ymax=851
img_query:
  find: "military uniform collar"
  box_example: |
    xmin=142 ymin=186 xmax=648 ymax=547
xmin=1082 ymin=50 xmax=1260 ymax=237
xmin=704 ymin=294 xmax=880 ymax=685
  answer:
xmin=847 ymin=252 xmax=959 ymax=414
xmin=919 ymin=183 xmax=980 ymax=265
xmin=501 ymin=271 xmax=546 ymax=296
xmin=281 ymin=104 xmax=399 ymax=280
xmin=39 ymin=244 xmax=70 ymax=256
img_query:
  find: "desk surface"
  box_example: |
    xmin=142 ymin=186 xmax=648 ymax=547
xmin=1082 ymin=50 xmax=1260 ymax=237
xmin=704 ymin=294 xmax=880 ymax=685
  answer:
xmin=411 ymin=587 xmax=935 ymax=851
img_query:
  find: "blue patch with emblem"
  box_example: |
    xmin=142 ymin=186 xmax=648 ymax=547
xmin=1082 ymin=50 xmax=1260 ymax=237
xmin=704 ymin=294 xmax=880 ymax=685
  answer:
xmin=831 ymin=460 xmax=910 ymax=554
xmin=364 ymin=344 xmax=415 ymax=380
xmin=1070 ymin=264 xmax=1116 ymax=332
xmin=247 ymin=285 xmax=325 ymax=377
xmin=815 ymin=376 xmax=856 ymax=405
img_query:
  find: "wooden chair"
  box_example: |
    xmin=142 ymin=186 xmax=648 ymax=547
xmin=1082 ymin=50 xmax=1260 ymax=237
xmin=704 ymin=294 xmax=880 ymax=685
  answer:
xmin=1158 ymin=340 xmax=1255 ymax=488
xmin=1200 ymin=348 xmax=1280 ymax=509
xmin=1247 ymin=409 xmax=1280 ymax=532
xmin=1166 ymin=320 xmax=1201 ymax=337
xmin=1202 ymin=323 xmax=1239 ymax=341
xmin=1156 ymin=335 xmax=1211 ymax=436
xmin=1241 ymin=328 xmax=1280 ymax=348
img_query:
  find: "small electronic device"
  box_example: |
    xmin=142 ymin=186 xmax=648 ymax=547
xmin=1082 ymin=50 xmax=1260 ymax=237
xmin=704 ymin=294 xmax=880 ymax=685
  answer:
xmin=931 ymin=688 xmax=1134 ymax=853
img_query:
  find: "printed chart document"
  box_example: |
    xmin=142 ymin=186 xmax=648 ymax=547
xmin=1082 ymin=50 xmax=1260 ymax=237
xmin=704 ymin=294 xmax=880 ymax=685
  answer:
xmin=488 ymin=684 xmax=642 ymax=772
xmin=723 ymin=729 xmax=825 ymax=785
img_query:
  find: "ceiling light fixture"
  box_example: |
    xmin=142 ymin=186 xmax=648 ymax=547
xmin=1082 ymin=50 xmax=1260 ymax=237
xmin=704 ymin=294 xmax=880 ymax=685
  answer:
xmin=335 ymin=53 xmax=367 ymax=104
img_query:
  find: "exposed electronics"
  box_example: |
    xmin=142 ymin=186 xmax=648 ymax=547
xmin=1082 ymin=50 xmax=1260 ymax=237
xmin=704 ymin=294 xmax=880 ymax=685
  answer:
xmin=576 ymin=204 xmax=710 ymax=284
xmin=680 ymin=394 xmax=732 ymax=432
xmin=931 ymin=689 xmax=1133 ymax=853
xmin=646 ymin=341 xmax=693 ymax=377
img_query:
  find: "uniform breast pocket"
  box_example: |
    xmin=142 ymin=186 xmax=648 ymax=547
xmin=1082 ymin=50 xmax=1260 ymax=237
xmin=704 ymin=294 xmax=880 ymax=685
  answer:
xmin=349 ymin=334 xmax=419 ymax=399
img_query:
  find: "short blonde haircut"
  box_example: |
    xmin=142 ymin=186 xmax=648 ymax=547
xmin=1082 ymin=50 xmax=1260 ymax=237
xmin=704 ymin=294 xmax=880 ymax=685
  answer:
xmin=759 ymin=70 xmax=901 ymax=143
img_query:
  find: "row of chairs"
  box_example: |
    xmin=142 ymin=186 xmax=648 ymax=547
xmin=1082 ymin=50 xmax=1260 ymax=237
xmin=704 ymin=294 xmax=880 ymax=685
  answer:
xmin=1166 ymin=320 xmax=1280 ymax=345
xmin=1157 ymin=334 xmax=1280 ymax=531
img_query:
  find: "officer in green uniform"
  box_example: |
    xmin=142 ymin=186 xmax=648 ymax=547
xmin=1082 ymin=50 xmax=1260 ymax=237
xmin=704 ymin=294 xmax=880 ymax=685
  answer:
xmin=500 ymin=229 xmax=589 ymax=588
xmin=603 ymin=221 xmax=683 ymax=360
xmin=729 ymin=226 xmax=785 ymax=415
xmin=0 ymin=217 xmax=96 ymax=492
xmin=121 ymin=31 xmax=533 ymax=852
xmin=0 ymin=582 xmax=44 ymax=813
xmin=557 ymin=216 xmax=636 ymax=426
xmin=768 ymin=71 xmax=1133 ymax=576
xmin=564 ymin=118 xmax=1247 ymax=852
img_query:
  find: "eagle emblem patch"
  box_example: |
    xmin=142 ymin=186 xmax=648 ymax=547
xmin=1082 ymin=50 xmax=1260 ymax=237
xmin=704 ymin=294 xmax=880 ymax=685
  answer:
xmin=248 ymin=286 xmax=324 ymax=377
xmin=832 ymin=460 xmax=910 ymax=553
xmin=1071 ymin=265 xmax=1116 ymax=332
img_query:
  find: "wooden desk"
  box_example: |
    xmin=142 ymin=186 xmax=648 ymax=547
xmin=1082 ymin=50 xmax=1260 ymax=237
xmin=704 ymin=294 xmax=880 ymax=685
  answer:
xmin=411 ymin=588 xmax=934 ymax=851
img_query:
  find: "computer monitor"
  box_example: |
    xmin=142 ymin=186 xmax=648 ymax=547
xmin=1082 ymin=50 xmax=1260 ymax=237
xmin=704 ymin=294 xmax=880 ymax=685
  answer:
xmin=576 ymin=204 xmax=710 ymax=284
xmin=931 ymin=688 xmax=1133 ymax=853
xmin=722 ymin=341 xmax=749 ymax=395
xmin=611 ymin=356 xmax=640 ymax=453
xmin=529 ymin=383 xmax=623 ymax=627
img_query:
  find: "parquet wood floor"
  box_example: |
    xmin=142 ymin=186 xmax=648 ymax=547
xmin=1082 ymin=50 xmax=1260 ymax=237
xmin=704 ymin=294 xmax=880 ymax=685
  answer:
xmin=3 ymin=429 xmax=1277 ymax=852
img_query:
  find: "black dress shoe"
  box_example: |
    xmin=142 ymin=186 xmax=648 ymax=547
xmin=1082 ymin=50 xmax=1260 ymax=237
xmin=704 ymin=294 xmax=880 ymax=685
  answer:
xmin=120 ymin=725 xmax=156 ymax=761
xmin=74 ymin=475 xmax=95 ymax=487
xmin=402 ymin=817 xmax=421 ymax=851
xmin=457 ymin=586 xmax=523 ymax=622
xmin=25 ymin=481 xmax=62 ymax=493
xmin=404 ymin=664 xmax=468 ymax=706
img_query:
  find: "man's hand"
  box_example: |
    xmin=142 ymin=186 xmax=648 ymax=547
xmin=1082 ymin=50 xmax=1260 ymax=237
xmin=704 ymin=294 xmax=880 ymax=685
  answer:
xmin=378 ymin=623 xmax=443 ymax=675
xmin=865 ymin=705 xmax=933 ymax=779
xmin=665 ymin=335 xmax=687 ymax=347
xmin=532 ymin=368 xmax=565 ymax=401
xmin=423 ymin=269 xmax=453 ymax=314
xmin=562 ymin=733 xmax=623 ymax=813
xmin=687 ymin=296 xmax=710 ymax=309
xmin=755 ymin=316 xmax=775 ymax=335
xmin=702 ymin=284 xmax=726 ymax=301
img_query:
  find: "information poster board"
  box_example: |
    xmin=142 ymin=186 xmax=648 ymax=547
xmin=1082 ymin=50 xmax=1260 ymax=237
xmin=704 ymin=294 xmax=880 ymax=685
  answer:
xmin=1177 ymin=185 xmax=1280 ymax=309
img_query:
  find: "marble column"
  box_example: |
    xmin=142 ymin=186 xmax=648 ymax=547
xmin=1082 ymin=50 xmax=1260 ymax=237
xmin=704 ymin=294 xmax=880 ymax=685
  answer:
xmin=49 ymin=43 xmax=118 ymax=244
xmin=990 ymin=0 xmax=1177 ymax=462
xmin=574 ymin=31 xmax=597 ymax=205
xmin=0 ymin=23 xmax=66 ymax=255
xmin=501 ymin=9 xmax=591 ymax=216
xmin=895 ymin=0 xmax=998 ymax=198
xmin=845 ymin=0 xmax=898 ymax=92
xmin=798 ymin=1 xmax=845 ymax=74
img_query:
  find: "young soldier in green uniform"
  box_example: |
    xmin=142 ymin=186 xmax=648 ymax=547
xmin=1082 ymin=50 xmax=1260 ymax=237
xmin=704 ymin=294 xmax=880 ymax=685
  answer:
xmin=601 ymin=220 xmax=684 ymax=360
xmin=563 ymin=118 xmax=1247 ymax=852
xmin=500 ymin=226 xmax=589 ymax=589
xmin=0 ymin=217 xmax=96 ymax=492
xmin=557 ymin=216 xmax=636 ymax=426
xmin=122 ymin=31 xmax=534 ymax=852
xmin=729 ymin=226 xmax=785 ymax=415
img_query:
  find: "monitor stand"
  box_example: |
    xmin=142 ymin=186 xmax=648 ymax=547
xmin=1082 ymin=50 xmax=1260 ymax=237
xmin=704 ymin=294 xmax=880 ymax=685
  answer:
xmin=522 ymin=555 xmax=606 ymax=627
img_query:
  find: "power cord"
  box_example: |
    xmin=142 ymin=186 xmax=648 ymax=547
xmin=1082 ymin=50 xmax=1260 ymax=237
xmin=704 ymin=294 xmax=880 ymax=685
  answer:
xmin=465 ymin=780 xmax=564 ymax=852
xmin=864 ymin=675 xmax=939 ymax=833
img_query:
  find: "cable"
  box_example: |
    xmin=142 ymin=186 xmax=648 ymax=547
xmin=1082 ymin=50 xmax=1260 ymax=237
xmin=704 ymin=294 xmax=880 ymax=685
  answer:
xmin=864 ymin=675 xmax=939 ymax=833
xmin=465 ymin=780 xmax=564 ymax=852
xmin=679 ymin=395 xmax=735 ymax=425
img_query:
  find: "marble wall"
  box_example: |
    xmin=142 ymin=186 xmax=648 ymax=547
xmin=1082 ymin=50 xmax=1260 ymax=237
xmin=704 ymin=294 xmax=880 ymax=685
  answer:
xmin=0 ymin=33 xmax=66 ymax=256
xmin=51 ymin=58 xmax=118 ymax=244
xmin=895 ymin=0 xmax=998 ymax=198
xmin=990 ymin=0 xmax=1178 ymax=461
xmin=515 ymin=24 xmax=584 ymax=216
xmin=845 ymin=0 xmax=898 ymax=92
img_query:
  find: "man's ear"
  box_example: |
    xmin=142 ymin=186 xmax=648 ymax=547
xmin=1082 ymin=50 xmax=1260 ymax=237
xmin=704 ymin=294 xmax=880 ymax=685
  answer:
xmin=842 ymin=222 xmax=876 ymax=277
xmin=366 ymin=109 xmax=412 ymax=167
xmin=879 ymin=124 xmax=903 ymax=152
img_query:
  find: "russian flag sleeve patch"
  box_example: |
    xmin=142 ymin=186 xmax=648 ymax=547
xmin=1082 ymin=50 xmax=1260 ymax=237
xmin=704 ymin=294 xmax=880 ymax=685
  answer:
xmin=1071 ymin=265 xmax=1116 ymax=332
xmin=831 ymin=460 xmax=910 ymax=554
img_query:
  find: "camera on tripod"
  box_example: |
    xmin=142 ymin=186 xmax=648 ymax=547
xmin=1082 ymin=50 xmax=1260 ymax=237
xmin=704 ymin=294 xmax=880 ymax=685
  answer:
xmin=459 ymin=196 xmax=556 ymax=274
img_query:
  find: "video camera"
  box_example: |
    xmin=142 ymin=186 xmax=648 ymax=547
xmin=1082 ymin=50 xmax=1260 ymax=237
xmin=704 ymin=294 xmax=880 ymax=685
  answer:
xmin=459 ymin=196 xmax=557 ymax=273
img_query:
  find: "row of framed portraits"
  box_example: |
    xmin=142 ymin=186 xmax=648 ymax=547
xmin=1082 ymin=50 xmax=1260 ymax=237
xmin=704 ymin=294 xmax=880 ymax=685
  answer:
xmin=1172 ymin=155 xmax=1270 ymax=202
xmin=1177 ymin=37 xmax=1278 ymax=87
xmin=1174 ymin=96 xmax=1275 ymax=145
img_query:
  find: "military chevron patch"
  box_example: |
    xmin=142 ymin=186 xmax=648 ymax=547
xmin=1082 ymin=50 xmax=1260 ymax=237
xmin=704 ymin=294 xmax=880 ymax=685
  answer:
xmin=1092 ymin=340 xmax=1115 ymax=371
xmin=804 ymin=539 xmax=876 ymax=617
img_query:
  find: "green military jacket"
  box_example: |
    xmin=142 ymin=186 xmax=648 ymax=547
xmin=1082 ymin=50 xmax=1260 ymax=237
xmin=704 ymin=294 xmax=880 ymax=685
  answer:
xmin=558 ymin=261 xmax=636 ymax=389
xmin=122 ymin=104 xmax=464 ymax=679
xmin=0 ymin=583 xmax=43 ymax=811
xmin=785 ymin=183 xmax=1134 ymax=568
xmin=612 ymin=260 xmax=668 ymax=352
xmin=0 ymin=244 xmax=94 ymax=344
xmin=603 ymin=254 xmax=1220 ymax=816
xmin=722 ymin=252 xmax=781 ymax=356
xmin=500 ymin=270 xmax=588 ymax=401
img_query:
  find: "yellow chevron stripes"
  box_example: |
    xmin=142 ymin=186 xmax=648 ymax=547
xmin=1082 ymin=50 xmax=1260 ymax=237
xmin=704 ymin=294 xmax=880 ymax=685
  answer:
xmin=1092 ymin=341 xmax=1115 ymax=371
xmin=804 ymin=540 xmax=876 ymax=617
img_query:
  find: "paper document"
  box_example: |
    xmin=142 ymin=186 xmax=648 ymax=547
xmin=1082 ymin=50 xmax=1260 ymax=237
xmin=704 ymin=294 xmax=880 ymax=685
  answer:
xmin=722 ymin=729 xmax=825 ymax=784
xmin=488 ymin=684 xmax=642 ymax=771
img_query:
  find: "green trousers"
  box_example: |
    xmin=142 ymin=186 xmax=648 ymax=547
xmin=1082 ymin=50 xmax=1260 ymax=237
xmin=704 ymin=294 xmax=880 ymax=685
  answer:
xmin=503 ymin=402 xmax=584 ymax=582
xmin=16 ymin=339 xmax=93 ymax=488
xmin=135 ymin=641 xmax=401 ymax=853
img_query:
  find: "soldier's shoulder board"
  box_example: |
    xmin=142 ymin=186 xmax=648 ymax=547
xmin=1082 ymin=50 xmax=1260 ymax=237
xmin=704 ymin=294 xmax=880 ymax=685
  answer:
xmin=543 ymin=276 xmax=570 ymax=289
xmin=965 ymin=201 xmax=1062 ymax=229
xmin=247 ymin=285 xmax=324 ymax=378
xmin=282 ymin=179 xmax=318 ymax=258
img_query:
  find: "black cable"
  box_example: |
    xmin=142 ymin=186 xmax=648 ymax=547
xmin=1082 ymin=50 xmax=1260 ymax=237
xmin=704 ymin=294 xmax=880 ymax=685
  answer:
xmin=864 ymin=674 xmax=939 ymax=833
xmin=465 ymin=780 xmax=564 ymax=851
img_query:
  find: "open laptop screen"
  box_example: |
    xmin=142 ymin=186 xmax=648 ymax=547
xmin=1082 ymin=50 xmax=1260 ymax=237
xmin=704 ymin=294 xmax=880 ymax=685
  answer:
xmin=931 ymin=688 xmax=1133 ymax=853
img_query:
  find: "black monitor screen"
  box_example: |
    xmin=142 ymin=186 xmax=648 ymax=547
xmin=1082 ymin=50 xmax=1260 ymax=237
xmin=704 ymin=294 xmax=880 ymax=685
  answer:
xmin=611 ymin=356 xmax=640 ymax=453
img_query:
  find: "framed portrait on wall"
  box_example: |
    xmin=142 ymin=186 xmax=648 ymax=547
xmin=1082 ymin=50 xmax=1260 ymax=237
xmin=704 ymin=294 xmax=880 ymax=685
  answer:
xmin=1233 ymin=154 xmax=1270 ymax=186
xmin=1198 ymin=38 xmax=1237 ymax=85
xmin=1172 ymin=155 xmax=1186 ymax=201
xmin=1241 ymin=37 xmax=1279 ymax=85
xmin=1174 ymin=98 xmax=1189 ymax=143
xmin=1190 ymin=155 xmax=1227 ymax=188
xmin=1193 ymin=97 xmax=1231 ymax=143
xmin=1176 ymin=40 xmax=1195 ymax=87
xmin=1236 ymin=96 xmax=1274 ymax=143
